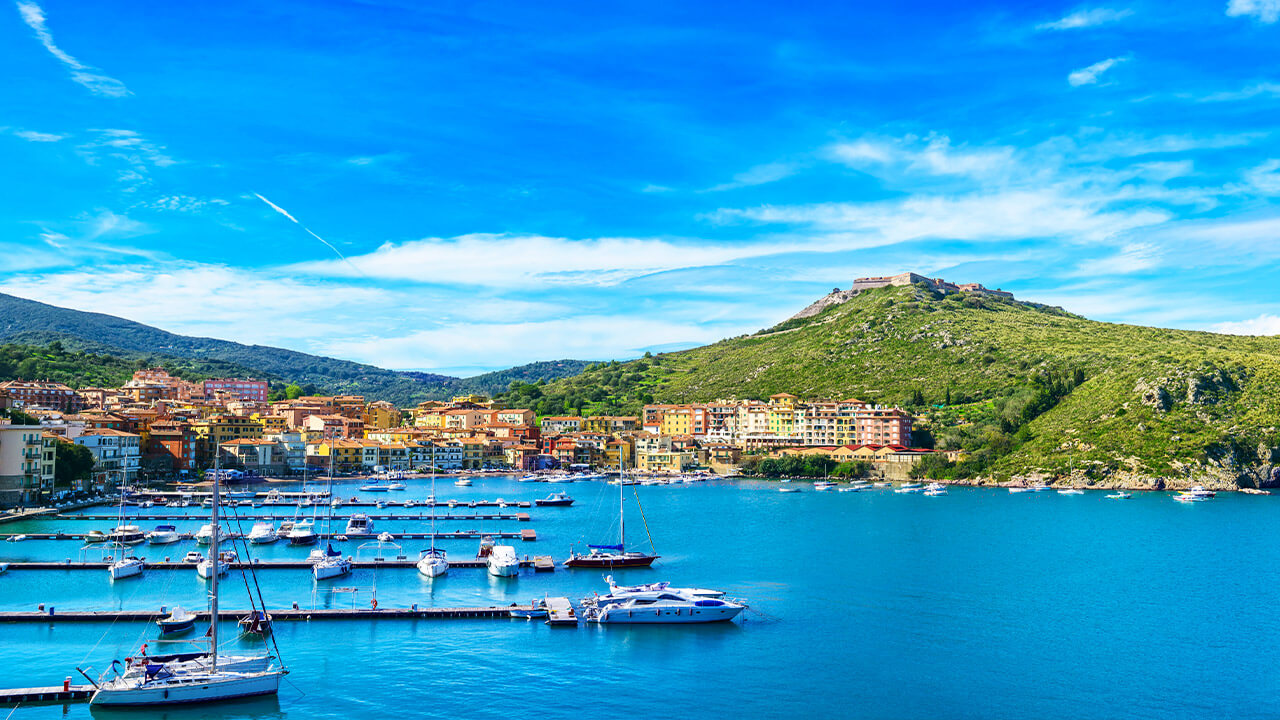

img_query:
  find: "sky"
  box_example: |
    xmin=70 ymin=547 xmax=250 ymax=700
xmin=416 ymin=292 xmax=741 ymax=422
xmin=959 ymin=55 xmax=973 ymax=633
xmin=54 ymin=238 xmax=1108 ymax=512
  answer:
xmin=3 ymin=0 xmax=1280 ymax=376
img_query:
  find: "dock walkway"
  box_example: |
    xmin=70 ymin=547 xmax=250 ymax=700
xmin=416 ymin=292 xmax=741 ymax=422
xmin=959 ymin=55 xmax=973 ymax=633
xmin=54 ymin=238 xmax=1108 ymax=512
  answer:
xmin=0 ymin=605 xmax=519 ymax=623
xmin=0 ymin=685 xmax=94 ymax=704
xmin=2 ymin=557 xmax=544 ymax=571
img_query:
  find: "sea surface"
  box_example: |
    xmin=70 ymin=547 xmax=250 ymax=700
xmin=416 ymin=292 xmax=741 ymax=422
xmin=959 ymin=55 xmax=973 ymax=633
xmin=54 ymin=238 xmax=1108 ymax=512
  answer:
xmin=1 ymin=476 xmax=1278 ymax=719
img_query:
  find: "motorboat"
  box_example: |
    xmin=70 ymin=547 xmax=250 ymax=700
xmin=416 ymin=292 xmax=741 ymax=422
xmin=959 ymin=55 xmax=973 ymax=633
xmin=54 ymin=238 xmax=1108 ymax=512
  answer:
xmin=247 ymin=522 xmax=278 ymax=544
xmin=84 ymin=530 xmax=108 ymax=543
xmin=359 ymin=483 xmax=390 ymax=492
xmin=417 ymin=548 xmax=448 ymax=578
xmin=535 ymin=492 xmax=575 ymax=507
xmin=895 ymin=484 xmax=924 ymax=494
xmin=194 ymin=524 xmax=216 ymax=545
xmin=238 ymin=610 xmax=272 ymax=636
xmin=546 ymin=474 xmax=574 ymax=484
xmin=331 ymin=499 xmax=343 ymax=509
xmin=1058 ymin=488 xmax=1086 ymax=495
xmin=404 ymin=500 xmax=416 ymax=509
xmin=517 ymin=475 xmax=540 ymax=483
xmin=387 ymin=482 xmax=406 ymax=491
xmin=6 ymin=534 xmax=28 ymax=542
xmin=778 ymin=487 xmax=801 ymax=493
xmin=276 ymin=521 xmax=294 ymax=539
xmin=287 ymin=519 xmax=318 ymax=545
xmin=344 ymin=514 xmax=374 ymax=536
xmin=487 ymin=544 xmax=520 ymax=577
xmin=813 ymin=481 xmax=836 ymax=491
xmin=1107 ymin=491 xmax=1133 ymax=499
xmin=375 ymin=500 xmax=387 ymax=509
xmin=157 ymin=606 xmax=196 ymax=635
xmin=508 ymin=598 xmax=548 ymax=619
xmin=923 ymin=482 xmax=947 ymax=496
xmin=148 ymin=525 xmax=180 ymax=544
xmin=454 ymin=478 xmax=473 ymax=487
xmin=1030 ymin=484 xmax=1052 ymax=492
xmin=581 ymin=592 xmax=746 ymax=624
xmin=1175 ymin=485 xmax=1216 ymax=502
xmin=183 ymin=551 xmax=204 ymax=564
xmin=109 ymin=525 xmax=147 ymax=545
xmin=377 ymin=531 xmax=395 ymax=543
xmin=1008 ymin=486 xmax=1033 ymax=493
xmin=197 ymin=551 xmax=236 ymax=579
xmin=311 ymin=545 xmax=351 ymax=580
xmin=264 ymin=489 xmax=282 ymax=504
xmin=109 ymin=555 xmax=146 ymax=580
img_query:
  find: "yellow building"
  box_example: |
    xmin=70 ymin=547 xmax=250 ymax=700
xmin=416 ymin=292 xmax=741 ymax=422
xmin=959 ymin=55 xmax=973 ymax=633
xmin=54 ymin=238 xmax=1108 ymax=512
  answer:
xmin=194 ymin=414 xmax=265 ymax=444
xmin=451 ymin=394 xmax=491 ymax=407
xmin=363 ymin=401 xmax=400 ymax=430
xmin=254 ymin=414 xmax=289 ymax=433
xmin=636 ymin=450 xmax=694 ymax=473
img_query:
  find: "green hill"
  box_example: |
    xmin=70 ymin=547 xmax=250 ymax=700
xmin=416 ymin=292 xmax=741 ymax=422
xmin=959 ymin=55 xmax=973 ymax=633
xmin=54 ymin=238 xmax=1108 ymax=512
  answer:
xmin=505 ymin=284 xmax=1280 ymax=489
xmin=0 ymin=293 xmax=587 ymax=404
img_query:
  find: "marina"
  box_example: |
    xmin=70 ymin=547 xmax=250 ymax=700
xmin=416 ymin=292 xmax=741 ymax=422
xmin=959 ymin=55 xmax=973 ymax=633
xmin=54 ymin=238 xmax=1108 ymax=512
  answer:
xmin=1 ymin=474 xmax=1277 ymax=718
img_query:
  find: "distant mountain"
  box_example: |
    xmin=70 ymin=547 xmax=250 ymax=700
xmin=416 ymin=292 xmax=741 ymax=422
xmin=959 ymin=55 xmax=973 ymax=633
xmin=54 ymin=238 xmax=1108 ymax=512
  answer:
xmin=0 ymin=292 xmax=588 ymax=405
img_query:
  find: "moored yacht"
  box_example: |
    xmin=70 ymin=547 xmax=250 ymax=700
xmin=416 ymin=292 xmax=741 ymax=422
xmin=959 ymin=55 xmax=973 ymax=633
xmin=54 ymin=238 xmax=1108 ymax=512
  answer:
xmin=108 ymin=525 xmax=147 ymax=545
xmin=148 ymin=525 xmax=180 ymax=544
xmin=194 ymin=524 xmax=216 ymax=545
xmin=108 ymin=555 xmax=146 ymax=580
xmin=156 ymin=606 xmax=196 ymax=635
xmin=247 ymin=522 xmax=277 ymax=544
xmin=604 ymin=575 xmax=725 ymax=599
xmin=582 ymin=592 xmax=746 ymax=624
xmin=197 ymin=551 xmax=235 ymax=579
xmin=923 ymin=482 xmax=947 ymax=496
xmin=1057 ymin=488 xmax=1086 ymax=495
xmin=311 ymin=544 xmax=351 ymax=580
xmin=344 ymin=513 xmax=374 ymax=536
xmin=486 ymin=544 xmax=520 ymax=577
xmin=1174 ymin=485 xmax=1216 ymax=502
xmin=535 ymin=492 xmax=574 ymax=507
xmin=417 ymin=547 xmax=448 ymax=577
xmin=287 ymin=519 xmax=317 ymax=545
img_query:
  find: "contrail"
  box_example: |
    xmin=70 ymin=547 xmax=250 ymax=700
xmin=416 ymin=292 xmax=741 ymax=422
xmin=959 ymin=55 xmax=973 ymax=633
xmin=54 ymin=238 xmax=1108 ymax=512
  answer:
xmin=253 ymin=192 xmax=363 ymax=275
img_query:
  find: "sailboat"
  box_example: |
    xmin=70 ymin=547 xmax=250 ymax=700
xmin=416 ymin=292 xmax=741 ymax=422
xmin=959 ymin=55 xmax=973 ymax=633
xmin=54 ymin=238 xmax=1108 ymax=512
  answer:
xmin=87 ymin=451 xmax=287 ymax=706
xmin=563 ymin=457 xmax=659 ymax=569
xmin=417 ymin=447 xmax=448 ymax=578
xmin=312 ymin=431 xmax=352 ymax=580
xmin=107 ymin=493 xmax=145 ymax=580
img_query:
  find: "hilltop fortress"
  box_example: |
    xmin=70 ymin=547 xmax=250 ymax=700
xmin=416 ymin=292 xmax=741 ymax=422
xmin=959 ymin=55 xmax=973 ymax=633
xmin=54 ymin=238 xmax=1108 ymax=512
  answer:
xmin=790 ymin=272 xmax=1014 ymax=320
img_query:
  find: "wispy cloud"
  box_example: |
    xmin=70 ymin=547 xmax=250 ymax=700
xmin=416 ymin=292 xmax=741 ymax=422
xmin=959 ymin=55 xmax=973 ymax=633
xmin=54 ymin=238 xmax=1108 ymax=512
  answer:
xmin=252 ymin=193 xmax=363 ymax=274
xmin=705 ymin=162 xmax=800 ymax=192
xmin=1068 ymin=56 xmax=1128 ymax=86
xmin=1200 ymin=82 xmax=1280 ymax=102
xmin=1036 ymin=7 xmax=1133 ymax=31
xmin=77 ymin=129 xmax=177 ymax=192
xmin=12 ymin=129 xmax=64 ymax=142
xmin=1226 ymin=0 xmax=1280 ymax=23
xmin=15 ymin=1 xmax=129 ymax=97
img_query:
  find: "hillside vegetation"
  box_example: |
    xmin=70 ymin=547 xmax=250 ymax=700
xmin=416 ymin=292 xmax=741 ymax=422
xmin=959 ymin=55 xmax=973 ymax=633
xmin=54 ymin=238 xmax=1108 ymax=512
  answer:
xmin=0 ymin=293 xmax=586 ymax=404
xmin=507 ymin=284 xmax=1280 ymax=488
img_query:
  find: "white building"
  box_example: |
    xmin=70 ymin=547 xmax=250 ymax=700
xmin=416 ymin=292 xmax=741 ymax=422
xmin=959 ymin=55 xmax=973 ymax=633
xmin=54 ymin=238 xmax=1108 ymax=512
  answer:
xmin=75 ymin=429 xmax=141 ymax=488
xmin=0 ymin=422 xmax=49 ymax=506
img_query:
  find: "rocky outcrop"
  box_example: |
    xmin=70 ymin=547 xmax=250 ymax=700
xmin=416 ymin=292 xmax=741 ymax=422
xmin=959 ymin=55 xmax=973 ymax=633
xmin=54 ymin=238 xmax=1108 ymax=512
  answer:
xmin=1135 ymin=379 xmax=1173 ymax=412
xmin=788 ymin=288 xmax=858 ymax=321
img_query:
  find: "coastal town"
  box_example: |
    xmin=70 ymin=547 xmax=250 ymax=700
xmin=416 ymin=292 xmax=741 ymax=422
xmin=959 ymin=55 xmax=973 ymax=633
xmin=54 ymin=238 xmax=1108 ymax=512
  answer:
xmin=0 ymin=369 xmax=948 ymax=507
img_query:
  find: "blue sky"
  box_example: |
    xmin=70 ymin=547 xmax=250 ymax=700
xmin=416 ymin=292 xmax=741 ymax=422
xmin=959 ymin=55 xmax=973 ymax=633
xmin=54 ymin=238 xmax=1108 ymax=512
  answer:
xmin=4 ymin=0 xmax=1280 ymax=376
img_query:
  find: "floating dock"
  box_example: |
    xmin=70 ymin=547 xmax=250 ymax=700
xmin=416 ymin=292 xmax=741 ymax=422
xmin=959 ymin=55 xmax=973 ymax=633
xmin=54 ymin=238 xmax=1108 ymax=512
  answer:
xmin=0 ymin=685 xmax=94 ymax=705
xmin=1 ymin=529 xmax=534 ymax=542
xmin=545 ymin=597 xmax=579 ymax=626
xmin=0 ymin=605 xmax=523 ymax=624
xmin=1 ymin=557 xmax=544 ymax=571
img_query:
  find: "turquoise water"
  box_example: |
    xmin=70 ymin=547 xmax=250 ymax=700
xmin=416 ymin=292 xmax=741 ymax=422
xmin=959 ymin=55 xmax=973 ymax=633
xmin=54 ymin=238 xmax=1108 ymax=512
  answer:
xmin=3 ymin=477 xmax=1279 ymax=718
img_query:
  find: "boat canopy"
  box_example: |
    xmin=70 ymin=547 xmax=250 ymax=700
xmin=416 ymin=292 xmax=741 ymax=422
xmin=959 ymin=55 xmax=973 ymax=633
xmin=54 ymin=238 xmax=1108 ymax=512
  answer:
xmin=325 ymin=544 xmax=342 ymax=557
xmin=589 ymin=544 xmax=624 ymax=551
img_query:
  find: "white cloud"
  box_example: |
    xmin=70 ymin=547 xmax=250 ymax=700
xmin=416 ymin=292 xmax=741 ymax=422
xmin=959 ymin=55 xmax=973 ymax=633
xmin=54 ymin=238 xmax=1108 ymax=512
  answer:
xmin=15 ymin=1 xmax=129 ymax=97
xmin=1244 ymin=159 xmax=1280 ymax=194
xmin=1036 ymin=7 xmax=1133 ymax=31
xmin=1068 ymin=57 xmax=1128 ymax=87
xmin=641 ymin=184 xmax=675 ymax=193
xmin=1069 ymin=242 xmax=1162 ymax=276
xmin=1200 ymin=82 xmax=1280 ymax=102
xmin=288 ymin=233 xmax=799 ymax=287
xmin=706 ymin=162 xmax=800 ymax=192
xmin=12 ymin=129 xmax=64 ymax=142
xmin=1213 ymin=314 xmax=1280 ymax=335
xmin=828 ymin=134 xmax=1015 ymax=181
xmin=1226 ymin=0 xmax=1280 ymax=23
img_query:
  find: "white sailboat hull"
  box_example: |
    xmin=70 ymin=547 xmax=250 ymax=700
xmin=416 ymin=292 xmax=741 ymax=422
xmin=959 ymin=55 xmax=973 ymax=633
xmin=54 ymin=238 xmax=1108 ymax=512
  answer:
xmin=196 ymin=561 xmax=227 ymax=579
xmin=417 ymin=558 xmax=448 ymax=577
xmin=90 ymin=671 xmax=283 ymax=706
xmin=487 ymin=560 xmax=519 ymax=577
xmin=312 ymin=559 xmax=351 ymax=580
xmin=109 ymin=559 xmax=145 ymax=580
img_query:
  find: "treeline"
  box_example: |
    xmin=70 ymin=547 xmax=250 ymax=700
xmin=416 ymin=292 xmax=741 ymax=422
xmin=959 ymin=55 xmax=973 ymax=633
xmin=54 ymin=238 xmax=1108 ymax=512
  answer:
xmin=740 ymin=454 xmax=872 ymax=479
xmin=916 ymin=367 xmax=1087 ymax=480
xmin=497 ymin=355 xmax=659 ymax=417
xmin=0 ymin=342 xmax=260 ymax=389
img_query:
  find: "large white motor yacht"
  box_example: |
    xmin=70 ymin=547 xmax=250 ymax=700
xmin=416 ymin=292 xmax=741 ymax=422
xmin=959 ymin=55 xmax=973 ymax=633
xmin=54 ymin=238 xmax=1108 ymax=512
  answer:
xmin=247 ymin=522 xmax=278 ymax=544
xmin=583 ymin=592 xmax=746 ymax=624
xmin=344 ymin=514 xmax=374 ymax=536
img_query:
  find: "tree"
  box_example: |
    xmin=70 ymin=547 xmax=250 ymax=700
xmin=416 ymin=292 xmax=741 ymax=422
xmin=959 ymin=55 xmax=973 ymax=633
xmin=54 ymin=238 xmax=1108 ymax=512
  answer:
xmin=55 ymin=441 xmax=95 ymax=488
xmin=285 ymin=383 xmax=305 ymax=400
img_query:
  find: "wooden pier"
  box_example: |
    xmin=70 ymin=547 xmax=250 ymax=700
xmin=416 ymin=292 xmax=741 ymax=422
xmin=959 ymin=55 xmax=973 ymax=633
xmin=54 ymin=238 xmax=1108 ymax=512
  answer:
xmin=0 ymin=685 xmax=94 ymax=705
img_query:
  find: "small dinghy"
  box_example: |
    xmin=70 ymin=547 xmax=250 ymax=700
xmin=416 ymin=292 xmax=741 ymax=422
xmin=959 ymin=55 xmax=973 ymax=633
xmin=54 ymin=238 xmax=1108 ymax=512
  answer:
xmin=156 ymin=606 xmax=196 ymax=635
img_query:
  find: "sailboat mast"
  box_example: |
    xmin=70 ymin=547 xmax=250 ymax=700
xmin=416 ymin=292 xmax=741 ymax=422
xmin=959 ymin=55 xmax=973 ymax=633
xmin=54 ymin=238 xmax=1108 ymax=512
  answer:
xmin=619 ymin=455 xmax=625 ymax=549
xmin=430 ymin=444 xmax=436 ymax=552
xmin=210 ymin=446 xmax=220 ymax=673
